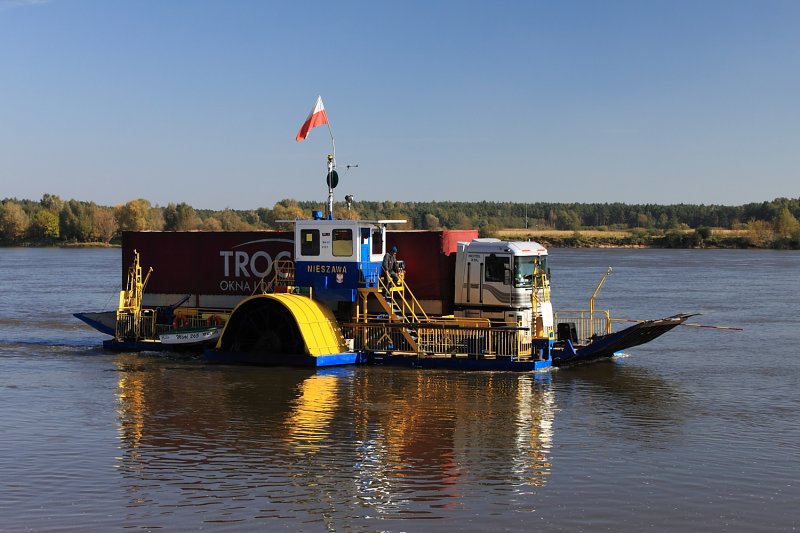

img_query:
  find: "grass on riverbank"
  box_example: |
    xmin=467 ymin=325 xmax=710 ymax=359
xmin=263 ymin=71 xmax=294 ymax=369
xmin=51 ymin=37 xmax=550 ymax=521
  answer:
xmin=495 ymin=228 xmax=754 ymax=248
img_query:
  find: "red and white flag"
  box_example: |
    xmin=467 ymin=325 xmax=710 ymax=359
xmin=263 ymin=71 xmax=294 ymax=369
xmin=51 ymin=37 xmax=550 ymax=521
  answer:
xmin=295 ymin=95 xmax=329 ymax=142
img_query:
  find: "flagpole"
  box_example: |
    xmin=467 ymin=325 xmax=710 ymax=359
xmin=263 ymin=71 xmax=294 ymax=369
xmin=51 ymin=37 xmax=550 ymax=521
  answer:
xmin=296 ymin=95 xmax=337 ymax=219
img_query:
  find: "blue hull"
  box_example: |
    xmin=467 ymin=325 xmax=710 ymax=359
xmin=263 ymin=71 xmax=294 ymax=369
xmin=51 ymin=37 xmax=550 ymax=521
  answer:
xmin=368 ymin=353 xmax=552 ymax=372
xmin=204 ymin=350 xmax=369 ymax=367
xmin=100 ymin=314 xmax=690 ymax=372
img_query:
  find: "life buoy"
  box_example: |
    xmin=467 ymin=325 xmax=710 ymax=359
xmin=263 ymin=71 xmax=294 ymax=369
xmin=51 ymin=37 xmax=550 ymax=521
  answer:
xmin=172 ymin=315 xmax=188 ymax=329
xmin=208 ymin=315 xmax=224 ymax=327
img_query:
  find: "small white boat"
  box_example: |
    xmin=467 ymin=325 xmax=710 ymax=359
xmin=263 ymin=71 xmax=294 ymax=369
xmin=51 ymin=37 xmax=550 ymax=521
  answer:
xmin=159 ymin=326 xmax=222 ymax=346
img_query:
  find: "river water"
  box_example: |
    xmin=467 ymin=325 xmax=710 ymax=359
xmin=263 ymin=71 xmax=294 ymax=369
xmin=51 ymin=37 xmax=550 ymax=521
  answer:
xmin=0 ymin=247 xmax=798 ymax=532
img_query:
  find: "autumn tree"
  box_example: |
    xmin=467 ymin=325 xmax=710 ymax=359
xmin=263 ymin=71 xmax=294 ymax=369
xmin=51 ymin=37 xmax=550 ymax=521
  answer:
xmin=148 ymin=206 xmax=165 ymax=231
xmin=0 ymin=201 xmax=30 ymax=242
xmin=773 ymin=207 xmax=800 ymax=239
xmin=267 ymin=199 xmax=309 ymax=229
xmin=217 ymin=208 xmax=252 ymax=231
xmin=91 ymin=207 xmax=118 ymax=243
xmin=115 ymin=199 xmax=153 ymax=231
xmin=746 ymin=219 xmax=774 ymax=248
xmin=200 ymin=216 xmax=223 ymax=231
xmin=423 ymin=213 xmax=441 ymax=230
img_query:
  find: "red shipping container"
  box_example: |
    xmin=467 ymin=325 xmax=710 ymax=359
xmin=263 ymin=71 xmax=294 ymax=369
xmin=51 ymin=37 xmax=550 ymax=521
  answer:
xmin=123 ymin=228 xmax=477 ymax=314
xmin=123 ymin=231 xmax=293 ymax=304
xmin=387 ymin=230 xmax=477 ymax=315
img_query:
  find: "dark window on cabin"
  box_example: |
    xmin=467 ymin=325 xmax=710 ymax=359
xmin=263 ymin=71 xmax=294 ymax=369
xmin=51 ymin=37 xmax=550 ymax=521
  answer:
xmin=332 ymin=228 xmax=353 ymax=257
xmin=372 ymin=228 xmax=383 ymax=256
xmin=301 ymin=229 xmax=320 ymax=256
xmin=484 ymin=254 xmax=509 ymax=283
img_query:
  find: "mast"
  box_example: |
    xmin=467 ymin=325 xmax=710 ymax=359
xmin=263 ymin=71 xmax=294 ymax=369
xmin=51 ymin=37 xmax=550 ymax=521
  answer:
xmin=325 ymin=107 xmax=336 ymax=219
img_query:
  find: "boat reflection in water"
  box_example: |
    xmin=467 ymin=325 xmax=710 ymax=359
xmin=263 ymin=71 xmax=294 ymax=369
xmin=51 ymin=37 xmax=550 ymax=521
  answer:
xmin=113 ymin=358 xmax=555 ymax=525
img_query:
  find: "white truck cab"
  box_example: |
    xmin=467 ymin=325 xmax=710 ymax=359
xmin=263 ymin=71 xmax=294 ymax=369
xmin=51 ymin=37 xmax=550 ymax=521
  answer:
xmin=453 ymin=238 xmax=553 ymax=339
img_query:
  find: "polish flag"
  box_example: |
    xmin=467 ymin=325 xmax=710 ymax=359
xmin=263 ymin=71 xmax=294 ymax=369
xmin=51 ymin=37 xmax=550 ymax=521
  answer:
xmin=295 ymin=96 xmax=329 ymax=142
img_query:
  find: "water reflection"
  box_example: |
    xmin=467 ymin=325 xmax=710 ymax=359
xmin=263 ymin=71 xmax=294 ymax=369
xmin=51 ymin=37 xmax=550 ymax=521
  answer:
xmin=554 ymin=358 xmax=688 ymax=444
xmin=113 ymin=359 xmax=557 ymax=525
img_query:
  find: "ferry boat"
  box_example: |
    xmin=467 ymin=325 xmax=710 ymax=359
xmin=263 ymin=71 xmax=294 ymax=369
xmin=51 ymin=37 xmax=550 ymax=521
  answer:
xmin=76 ymin=115 xmax=690 ymax=367
xmin=202 ymin=209 xmax=688 ymax=370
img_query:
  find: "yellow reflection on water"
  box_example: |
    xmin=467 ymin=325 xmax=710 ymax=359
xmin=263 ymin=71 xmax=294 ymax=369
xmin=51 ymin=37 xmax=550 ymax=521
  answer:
xmin=284 ymin=373 xmax=340 ymax=452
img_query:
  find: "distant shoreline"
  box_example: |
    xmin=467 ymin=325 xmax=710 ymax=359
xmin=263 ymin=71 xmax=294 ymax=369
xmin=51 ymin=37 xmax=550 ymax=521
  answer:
xmin=1 ymin=227 xmax=791 ymax=250
xmin=495 ymin=228 xmax=760 ymax=249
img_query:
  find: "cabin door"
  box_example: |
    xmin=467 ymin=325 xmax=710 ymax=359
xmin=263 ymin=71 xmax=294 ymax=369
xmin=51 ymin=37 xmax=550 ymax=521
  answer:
xmin=481 ymin=253 xmax=511 ymax=307
xmin=359 ymin=228 xmax=371 ymax=262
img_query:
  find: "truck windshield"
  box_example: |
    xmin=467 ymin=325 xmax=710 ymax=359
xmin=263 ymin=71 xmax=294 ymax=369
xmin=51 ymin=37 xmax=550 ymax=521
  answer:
xmin=514 ymin=256 xmax=546 ymax=288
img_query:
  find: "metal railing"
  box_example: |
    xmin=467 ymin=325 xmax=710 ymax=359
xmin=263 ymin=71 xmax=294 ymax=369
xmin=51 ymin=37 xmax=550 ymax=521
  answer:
xmin=553 ymin=309 xmax=612 ymax=343
xmin=116 ymin=311 xmax=158 ymax=341
xmin=115 ymin=307 xmax=231 ymax=341
xmin=253 ymin=259 xmax=296 ymax=295
xmin=340 ymin=322 xmax=536 ymax=360
xmin=378 ymin=271 xmax=429 ymax=323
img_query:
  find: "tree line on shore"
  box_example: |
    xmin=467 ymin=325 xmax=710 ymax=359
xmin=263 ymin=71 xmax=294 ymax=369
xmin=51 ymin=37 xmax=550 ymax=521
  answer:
xmin=1 ymin=194 xmax=799 ymax=249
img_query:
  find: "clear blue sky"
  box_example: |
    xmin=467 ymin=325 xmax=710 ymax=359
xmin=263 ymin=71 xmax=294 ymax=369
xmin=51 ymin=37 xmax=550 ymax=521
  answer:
xmin=1 ymin=0 xmax=798 ymax=210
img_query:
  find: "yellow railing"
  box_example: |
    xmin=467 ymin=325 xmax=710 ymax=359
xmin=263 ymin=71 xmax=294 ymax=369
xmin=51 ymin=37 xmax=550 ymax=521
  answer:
xmin=252 ymin=259 xmax=296 ymax=295
xmin=377 ymin=271 xmax=429 ymax=323
xmin=554 ymin=309 xmax=612 ymax=343
xmin=115 ymin=307 xmax=232 ymax=341
xmin=340 ymin=322 xmax=536 ymax=360
xmin=116 ymin=310 xmax=156 ymax=341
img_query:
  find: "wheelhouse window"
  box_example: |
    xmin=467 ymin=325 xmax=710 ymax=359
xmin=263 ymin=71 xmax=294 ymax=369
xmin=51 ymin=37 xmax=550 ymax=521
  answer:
xmin=300 ymin=229 xmax=320 ymax=256
xmin=332 ymin=228 xmax=353 ymax=257
xmin=484 ymin=254 xmax=509 ymax=283
xmin=371 ymin=228 xmax=383 ymax=256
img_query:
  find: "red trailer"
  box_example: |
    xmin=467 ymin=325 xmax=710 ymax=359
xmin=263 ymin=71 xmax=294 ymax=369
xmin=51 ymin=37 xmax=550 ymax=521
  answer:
xmin=123 ymin=231 xmax=293 ymax=308
xmin=123 ymin=229 xmax=477 ymax=313
xmin=386 ymin=229 xmax=477 ymax=314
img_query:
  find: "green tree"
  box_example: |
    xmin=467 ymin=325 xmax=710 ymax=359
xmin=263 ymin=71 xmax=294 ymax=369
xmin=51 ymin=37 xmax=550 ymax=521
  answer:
xmin=217 ymin=208 xmax=251 ymax=231
xmin=164 ymin=202 xmax=201 ymax=231
xmin=59 ymin=200 xmax=94 ymax=242
xmin=31 ymin=209 xmax=60 ymax=240
xmin=40 ymin=193 xmax=64 ymax=213
xmin=554 ymin=209 xmax=580 ymax=230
